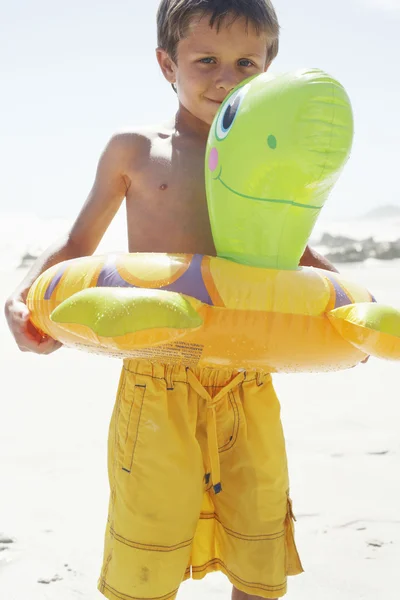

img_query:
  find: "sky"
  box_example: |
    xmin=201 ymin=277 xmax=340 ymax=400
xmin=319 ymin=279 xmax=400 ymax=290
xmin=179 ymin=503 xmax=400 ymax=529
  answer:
xmin=1 ymin=0 xmax=400 ymax=225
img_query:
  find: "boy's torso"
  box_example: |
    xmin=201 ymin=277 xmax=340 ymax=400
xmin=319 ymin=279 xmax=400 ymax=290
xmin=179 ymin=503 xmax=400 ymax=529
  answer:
xmin=122 ymin=123 xmax=216 ymax=257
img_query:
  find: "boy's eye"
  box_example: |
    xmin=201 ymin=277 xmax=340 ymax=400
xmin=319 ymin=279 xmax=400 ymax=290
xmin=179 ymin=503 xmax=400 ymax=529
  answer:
xmin=238 ymin=59 xmax=254 ymax=68
xmin=199 ymin=57 xmax=215 ymax=64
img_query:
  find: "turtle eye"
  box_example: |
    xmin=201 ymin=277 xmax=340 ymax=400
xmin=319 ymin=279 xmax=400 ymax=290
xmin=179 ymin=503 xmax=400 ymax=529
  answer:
xmin=215 ymin=85 xmax=248 ymax=141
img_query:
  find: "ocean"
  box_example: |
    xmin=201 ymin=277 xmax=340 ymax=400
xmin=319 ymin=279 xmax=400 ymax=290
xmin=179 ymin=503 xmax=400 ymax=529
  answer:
xmin=1 ymin=207 xmax=400 ymax=273
xmin=0 ymin=208 xmax=128 ymax=272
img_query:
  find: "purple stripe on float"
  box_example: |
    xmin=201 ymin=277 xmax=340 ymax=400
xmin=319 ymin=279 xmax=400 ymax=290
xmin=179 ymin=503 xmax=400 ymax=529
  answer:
xmin=96 ymin=256 xmax=128 ymax=288
xmin=163 ymin=254 xmax=213 ymax=305
xmin=96 ymin=254 xmax=213 ymax=306
xmin=324 ymin=272 xmax=352 ymax=308
xmin=44 ymin=263 xmax=69 ymax=300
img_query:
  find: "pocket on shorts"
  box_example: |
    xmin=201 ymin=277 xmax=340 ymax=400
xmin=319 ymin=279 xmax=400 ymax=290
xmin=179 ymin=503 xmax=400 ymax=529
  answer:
xmin=215 ymin=390 xmax=241 ymax=453
xmin=116 ymin=379 xmax=147 ymax=473
xmin=285 ymin=496 xmax=304 ymax=576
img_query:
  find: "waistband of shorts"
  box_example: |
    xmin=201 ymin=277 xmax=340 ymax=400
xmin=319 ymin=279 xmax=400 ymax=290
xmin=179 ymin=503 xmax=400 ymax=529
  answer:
xmin=122 ymin=359 xmax=271 ymax=388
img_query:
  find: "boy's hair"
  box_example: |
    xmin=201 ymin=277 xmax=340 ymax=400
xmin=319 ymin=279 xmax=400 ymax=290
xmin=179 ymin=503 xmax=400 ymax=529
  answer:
xmin=157 ymin=0 xmax=280 ymax=66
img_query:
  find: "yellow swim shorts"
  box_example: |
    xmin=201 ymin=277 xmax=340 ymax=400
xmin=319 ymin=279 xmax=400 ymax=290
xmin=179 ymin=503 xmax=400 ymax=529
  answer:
xmin=98 ymin=360 xmax=303 ymax=600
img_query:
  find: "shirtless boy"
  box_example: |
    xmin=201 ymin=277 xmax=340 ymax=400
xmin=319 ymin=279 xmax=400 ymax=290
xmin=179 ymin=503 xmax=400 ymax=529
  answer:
xmin=5 ymin=1 xmax=338 ymax=599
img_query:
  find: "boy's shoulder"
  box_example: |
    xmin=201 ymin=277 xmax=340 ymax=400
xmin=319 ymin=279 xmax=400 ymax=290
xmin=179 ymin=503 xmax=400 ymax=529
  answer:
xmin=102 ymin=122 xmax=175 ymax=167
xmin=108 ymin=122 xmax=174 ymax=151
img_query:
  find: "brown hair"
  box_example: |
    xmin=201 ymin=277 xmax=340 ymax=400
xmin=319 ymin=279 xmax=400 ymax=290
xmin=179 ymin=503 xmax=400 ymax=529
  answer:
xmin=157 ymin=0 xmax=280 ymax=65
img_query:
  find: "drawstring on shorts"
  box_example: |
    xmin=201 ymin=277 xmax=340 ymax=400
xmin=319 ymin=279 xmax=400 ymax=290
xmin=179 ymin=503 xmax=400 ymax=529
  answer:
xmin=186 ymin=369 xmax=245 ymax=494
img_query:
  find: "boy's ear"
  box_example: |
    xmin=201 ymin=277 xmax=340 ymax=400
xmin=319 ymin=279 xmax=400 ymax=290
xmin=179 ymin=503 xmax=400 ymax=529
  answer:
xmin=264 ymin=61 xmax=271 ymax=73
xmin=156 ymin=48 xmax=176 ymax=85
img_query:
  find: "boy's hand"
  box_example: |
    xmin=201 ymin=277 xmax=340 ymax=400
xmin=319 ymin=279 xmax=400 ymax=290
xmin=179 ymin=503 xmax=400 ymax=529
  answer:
xmin=300 ymin=245 xmax=338 ymax=273
xmin=4 ymin=297 xmax=62 ymax=354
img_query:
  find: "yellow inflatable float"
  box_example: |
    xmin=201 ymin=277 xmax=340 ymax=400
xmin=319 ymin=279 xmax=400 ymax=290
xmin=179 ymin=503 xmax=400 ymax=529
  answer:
xmin=27 ymin=69 xmax=400 ymax=372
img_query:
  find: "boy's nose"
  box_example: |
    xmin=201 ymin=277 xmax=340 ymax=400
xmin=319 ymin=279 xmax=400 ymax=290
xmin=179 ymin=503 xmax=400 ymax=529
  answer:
xmin=215 ymin=67 xmax=238 ymax=92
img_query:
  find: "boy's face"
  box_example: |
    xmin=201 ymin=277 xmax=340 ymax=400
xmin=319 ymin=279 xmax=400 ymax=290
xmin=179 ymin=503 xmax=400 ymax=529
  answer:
xmin=158 ymin=14 xmax=270 ymax=127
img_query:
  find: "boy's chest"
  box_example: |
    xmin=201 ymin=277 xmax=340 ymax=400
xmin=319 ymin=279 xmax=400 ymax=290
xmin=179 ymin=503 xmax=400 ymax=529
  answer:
xmin=125 ymin=137 xmax=216 ymax=255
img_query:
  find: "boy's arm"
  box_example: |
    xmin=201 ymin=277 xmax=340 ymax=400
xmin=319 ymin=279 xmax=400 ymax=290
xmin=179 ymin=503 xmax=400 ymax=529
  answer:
xmin=299 ymin=244 xmax=338 ymax=273
xmin=4 ymin=134 xmax=133 ymax=353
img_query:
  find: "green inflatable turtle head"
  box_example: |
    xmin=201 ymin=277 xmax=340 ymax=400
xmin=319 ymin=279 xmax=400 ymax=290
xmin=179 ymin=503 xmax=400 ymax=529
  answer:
xmin=206 ymin=68 xmax=354 ymax=269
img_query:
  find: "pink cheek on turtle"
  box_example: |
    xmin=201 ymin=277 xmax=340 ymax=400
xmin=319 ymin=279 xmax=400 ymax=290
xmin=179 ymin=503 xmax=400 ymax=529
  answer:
xmin=208 ymin=147 xmax=219 ymax=172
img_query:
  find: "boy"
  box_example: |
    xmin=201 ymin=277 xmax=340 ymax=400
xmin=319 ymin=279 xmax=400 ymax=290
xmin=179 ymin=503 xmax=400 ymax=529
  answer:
xmin=5 ymin=1 xmax=338 ymax=598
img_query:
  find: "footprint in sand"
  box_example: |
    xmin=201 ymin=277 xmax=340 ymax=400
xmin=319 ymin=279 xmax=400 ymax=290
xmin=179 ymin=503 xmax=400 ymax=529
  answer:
xmin=38 ymin=574 xmax=63 ymax=584
xmin=367 ymin=540 xmax=385 ymax=549
xmin=0 ymin=534 xmax=16 ymax=564
xmin=0 ymin=535 xmax=15 ymax=544
xmin=37 ymin=562 xmax=80 ymax=584
xmin=331 ymin=450 xmax=391 ymax=458
xmin=64 ymin=563 xmax=76 ymax=574
xmin=365 ymin=539 xmax=391 ymax=560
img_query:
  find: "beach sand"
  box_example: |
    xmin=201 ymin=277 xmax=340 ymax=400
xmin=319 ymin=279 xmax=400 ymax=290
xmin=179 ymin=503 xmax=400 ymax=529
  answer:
xmin=1 ymin=262 xmax=399 ymax=599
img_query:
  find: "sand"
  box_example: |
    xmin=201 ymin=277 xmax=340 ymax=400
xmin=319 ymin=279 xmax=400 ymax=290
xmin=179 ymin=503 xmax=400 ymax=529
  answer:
xmin=1 ymin=261 xmax=399 ymax=599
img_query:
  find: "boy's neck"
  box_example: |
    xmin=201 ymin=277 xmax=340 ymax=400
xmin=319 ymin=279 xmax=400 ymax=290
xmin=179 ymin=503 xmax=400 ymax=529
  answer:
xmin=174 ymin=103 xmax=211 ymax=141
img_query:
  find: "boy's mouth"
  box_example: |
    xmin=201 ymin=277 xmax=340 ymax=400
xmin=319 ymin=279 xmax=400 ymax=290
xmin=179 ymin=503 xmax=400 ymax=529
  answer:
xmin=205 ymin=98 xmax=223 ymax=105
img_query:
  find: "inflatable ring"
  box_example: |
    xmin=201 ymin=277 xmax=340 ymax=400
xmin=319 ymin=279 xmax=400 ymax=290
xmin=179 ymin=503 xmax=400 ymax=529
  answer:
xmin=27 ymin=69 xmax=400 ymax=371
